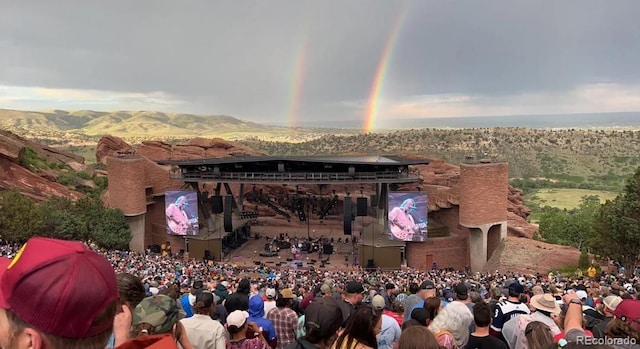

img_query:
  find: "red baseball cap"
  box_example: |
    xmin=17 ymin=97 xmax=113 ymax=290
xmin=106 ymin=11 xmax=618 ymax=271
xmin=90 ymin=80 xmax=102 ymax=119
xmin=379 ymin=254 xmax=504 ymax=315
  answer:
xmin=614 ymin=299 xmax=640 ymax=331
xmin=0 ymin=238 xmax=118 ymax=338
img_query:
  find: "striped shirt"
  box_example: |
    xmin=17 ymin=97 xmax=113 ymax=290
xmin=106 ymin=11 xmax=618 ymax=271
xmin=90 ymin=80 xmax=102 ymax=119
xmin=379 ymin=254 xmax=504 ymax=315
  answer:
xmin=491 ymin=300 xmax=530 ymax=333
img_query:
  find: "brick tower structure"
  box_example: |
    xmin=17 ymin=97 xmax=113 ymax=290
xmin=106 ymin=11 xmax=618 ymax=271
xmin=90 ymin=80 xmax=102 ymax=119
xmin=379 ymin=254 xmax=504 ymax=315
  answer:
xmin=458 ymin=160 xmax=509 ymax=272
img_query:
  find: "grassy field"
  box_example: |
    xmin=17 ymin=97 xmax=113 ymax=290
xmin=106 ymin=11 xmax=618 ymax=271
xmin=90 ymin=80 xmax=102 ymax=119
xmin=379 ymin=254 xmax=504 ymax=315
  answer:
xmin=525 ymin=188 xmax=619 ymax=210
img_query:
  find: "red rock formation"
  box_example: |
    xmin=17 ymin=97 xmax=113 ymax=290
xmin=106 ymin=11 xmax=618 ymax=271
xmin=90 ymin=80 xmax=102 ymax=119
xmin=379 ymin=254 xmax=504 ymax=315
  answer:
xmin=0 ymin=130 xmax=85 ymax=201
xmin=0 ymin=157 xmax=83 ymax=201
xmin=95 ymin=136 xmax=262 ymax=164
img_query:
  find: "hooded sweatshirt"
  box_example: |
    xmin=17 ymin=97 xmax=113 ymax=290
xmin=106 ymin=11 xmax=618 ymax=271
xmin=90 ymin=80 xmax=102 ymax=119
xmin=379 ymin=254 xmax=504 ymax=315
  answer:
xmin=225 ymin=280 xmax=251 ymax=313
xmin=215 ymin=283 xmax=229 ymax=304
xmin=248 ymin=295 xmax=278 ymax=342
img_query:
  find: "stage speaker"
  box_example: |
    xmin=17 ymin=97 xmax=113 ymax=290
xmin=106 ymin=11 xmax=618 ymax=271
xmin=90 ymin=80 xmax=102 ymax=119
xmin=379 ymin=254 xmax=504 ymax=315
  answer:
xmin=370 ymin=194 xmax=378 ymax=207
xmin=343 ymin=198 xmax=352 ymax=224
xmin=224 ymin=195 xmax=233 ymax=232
xmin=323 ymin=244 xmax=334 ymax=255
xmin=367 ymin=259 xmax=375 ymax=269
xmin=356 ymin=197 xmax=368 ymax=216
xmin=211 ymin=195 xmax=223 ymax=214
xmin=344 ymin=219 xmax=352 ymax=235
xmin=204 ymin=250 xmax=212 ymax=260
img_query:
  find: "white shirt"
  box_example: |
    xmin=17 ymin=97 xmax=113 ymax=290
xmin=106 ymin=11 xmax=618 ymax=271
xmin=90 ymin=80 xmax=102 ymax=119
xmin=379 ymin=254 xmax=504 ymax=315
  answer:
xmin=264 ymin=299 xmax=277 ymax=318
xmin=181 ymin=314 xmax=227 ymax=349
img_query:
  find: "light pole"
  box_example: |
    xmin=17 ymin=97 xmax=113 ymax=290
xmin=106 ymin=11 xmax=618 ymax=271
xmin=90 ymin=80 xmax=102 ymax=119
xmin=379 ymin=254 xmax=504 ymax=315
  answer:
xmin=306 ymin=195 xmax=311 ymax=240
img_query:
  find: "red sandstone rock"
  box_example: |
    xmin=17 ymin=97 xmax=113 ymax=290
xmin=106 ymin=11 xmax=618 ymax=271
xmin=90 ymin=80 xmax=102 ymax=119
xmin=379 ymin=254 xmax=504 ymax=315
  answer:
xmin=0 ymin=157 xmax=83 ymax=201
xmin=96 ymin=136 xmax=135 ymax=164
xmin=484 ymin=236 xmax=580 ymax=274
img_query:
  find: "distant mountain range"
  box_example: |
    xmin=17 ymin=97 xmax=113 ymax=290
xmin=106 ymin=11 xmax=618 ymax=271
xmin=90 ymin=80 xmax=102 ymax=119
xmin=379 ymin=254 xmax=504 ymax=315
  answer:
xmin=0 ymin=109 xmax=278 ymax=137
xmin=281 ymin=112 xmax=640 ymax=129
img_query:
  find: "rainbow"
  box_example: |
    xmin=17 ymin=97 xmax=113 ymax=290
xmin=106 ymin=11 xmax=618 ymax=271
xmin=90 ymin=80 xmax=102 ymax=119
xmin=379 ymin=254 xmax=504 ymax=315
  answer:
xmin=288 ymin=39 xmax=309 ymax=129
xmin=364 ymin=2 xmax=412 ymax=133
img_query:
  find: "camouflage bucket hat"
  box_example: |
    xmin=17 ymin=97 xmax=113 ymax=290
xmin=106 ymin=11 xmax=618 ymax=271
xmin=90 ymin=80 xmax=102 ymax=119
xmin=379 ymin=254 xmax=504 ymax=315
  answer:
xmin=132 ymin=294 xmax=179 ymax=335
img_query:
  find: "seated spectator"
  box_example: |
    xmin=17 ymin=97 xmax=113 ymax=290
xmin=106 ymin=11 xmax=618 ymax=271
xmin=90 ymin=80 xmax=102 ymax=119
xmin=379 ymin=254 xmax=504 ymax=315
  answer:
xmin=0 ymin=237 xmax=119 ymax=349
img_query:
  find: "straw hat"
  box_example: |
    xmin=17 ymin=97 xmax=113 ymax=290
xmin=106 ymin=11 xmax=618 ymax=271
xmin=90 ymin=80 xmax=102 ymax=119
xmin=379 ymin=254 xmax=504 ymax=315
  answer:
xmin=530 ymin=294 xmax=561 ymax=314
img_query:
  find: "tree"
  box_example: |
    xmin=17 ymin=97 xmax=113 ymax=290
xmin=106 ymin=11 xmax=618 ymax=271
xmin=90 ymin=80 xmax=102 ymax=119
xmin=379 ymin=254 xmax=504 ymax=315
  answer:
xmin=0 ymin=190 xmax=45 ymax=242
xmin=589 ymin=168 xmax=640 ymax=276
xmin=91 ymin=208 xmax=132 ymax=250
xmin=536 ymin=195 xmax=600 ymax=250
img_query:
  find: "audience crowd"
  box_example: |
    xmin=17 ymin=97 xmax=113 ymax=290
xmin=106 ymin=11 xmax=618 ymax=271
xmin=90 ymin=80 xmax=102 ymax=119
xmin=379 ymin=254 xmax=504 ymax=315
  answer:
xmin=1 ymin=238 xmax=639 ymax=349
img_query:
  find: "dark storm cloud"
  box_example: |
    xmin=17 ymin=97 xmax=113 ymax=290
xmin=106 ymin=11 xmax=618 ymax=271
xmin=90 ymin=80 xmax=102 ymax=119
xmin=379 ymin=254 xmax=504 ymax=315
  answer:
xmin=1 ymin=0 xmax=639 ymax=121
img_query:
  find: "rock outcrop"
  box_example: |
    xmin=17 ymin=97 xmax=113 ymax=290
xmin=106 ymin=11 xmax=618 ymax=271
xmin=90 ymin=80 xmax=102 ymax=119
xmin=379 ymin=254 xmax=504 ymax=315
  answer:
xmin=0 ymin=130 xmax=85 ymax=201
xmin=96 ymin=136 xmax=262 ymax=164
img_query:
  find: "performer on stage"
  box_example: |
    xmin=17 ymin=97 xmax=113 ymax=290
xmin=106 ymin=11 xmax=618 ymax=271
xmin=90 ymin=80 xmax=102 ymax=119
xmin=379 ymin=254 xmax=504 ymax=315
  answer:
xmin=166 ymin=195 xmax=192 ymax=235
xmin=388 ymin=198 xmax=427 ymax=241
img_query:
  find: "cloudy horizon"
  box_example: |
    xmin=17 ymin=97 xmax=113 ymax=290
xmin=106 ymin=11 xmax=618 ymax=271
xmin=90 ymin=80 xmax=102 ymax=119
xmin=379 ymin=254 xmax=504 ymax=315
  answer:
xmin=2 ymin=1 xmax=640 ymax=129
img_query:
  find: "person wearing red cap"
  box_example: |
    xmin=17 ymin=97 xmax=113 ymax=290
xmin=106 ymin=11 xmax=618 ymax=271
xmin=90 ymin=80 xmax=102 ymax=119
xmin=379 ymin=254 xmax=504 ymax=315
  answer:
xmin=0 ymin=237 xmax=119 ymax=349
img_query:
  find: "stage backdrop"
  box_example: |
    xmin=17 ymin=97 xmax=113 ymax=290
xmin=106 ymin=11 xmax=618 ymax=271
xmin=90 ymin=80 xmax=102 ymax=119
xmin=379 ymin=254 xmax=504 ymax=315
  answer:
xmin=165 ymin=190 xmax=199 ymax=236
xmin=387 ymin=192 xmax=428 ymax=241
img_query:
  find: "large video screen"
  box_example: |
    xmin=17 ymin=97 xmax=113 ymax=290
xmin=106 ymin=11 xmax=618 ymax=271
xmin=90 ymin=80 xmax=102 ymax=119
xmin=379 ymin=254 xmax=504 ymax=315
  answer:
xmin=165 ymin=190 xmax=199 ymax=236
xmin=387 ymin=192 xmax=428 ymax=241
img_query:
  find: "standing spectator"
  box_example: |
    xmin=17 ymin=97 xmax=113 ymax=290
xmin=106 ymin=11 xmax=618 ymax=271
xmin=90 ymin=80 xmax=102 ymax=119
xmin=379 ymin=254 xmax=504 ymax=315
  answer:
xmin=248 ymin=294 xmax=278 ymax=348
xmin=523 ymin=321 xmax=553 ymax=349
xmin=382 ymin=283 xmax=396 ymax=310
xmin=181 ymin=292 xmax=226 ymax=349
xmin=226 ymin=278 xmax=252 ymax=313
xmin=399 ymin=326 xmax=441 ymax=349
xmin=428 ymin=301 xmax=474 ymax=349
xmin=404 ymin=283 xmax=421 ymax=321
xmin=267 ymin=289 xmax=299 ymax=349
xmin=372 ymin=295 xmax=402 ymax=349
xmin=465 ymin=302 xmax=507 ymax=349
xmin=264 ymin=288 xmax=278 ymax=317
xmin=408 ymin=281 xmax=437 ymax=318
xmin=334 ymin=306 xmax=382 ymax=349
xmin=286 ymin=297 xmax=343 ymax=349
xmin=338 ymin=281 xmax=366 ymax=326
xmin=227 ymin=310 xmax=269 ymax=349
xmin=453 ymin=283 xmax=475 ymax=333
xmin=107 ymin=273 xmax=147 ymax=348
xmin=501 ymin=294 xmax=561 ymax=349
xmin=490 ymin=282 xmax=530 ymax=339
xmin=121 ymin=294 xmax=194 ymax=349
xmin=0 ymin=237 xmax=119 ymax=349
xmin=181 ymin=280 xmax=204 ymax=318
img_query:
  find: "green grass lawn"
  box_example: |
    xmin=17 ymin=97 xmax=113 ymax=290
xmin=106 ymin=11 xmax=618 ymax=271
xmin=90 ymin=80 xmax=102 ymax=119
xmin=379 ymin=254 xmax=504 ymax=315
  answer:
xmin=525 ymin=188 xmax=619 ymax=210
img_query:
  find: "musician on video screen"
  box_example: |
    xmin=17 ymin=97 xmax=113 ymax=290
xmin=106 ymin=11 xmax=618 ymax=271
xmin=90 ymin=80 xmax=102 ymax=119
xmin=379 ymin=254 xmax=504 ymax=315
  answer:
xmin=166 ymin=195 xmax=191 ymax=235
xmin=388 ymin=198 xmax=426 ymax=241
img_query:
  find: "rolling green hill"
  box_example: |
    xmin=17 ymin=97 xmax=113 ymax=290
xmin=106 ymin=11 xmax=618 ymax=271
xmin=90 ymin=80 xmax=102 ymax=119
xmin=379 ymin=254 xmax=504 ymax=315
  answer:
xmin=0 ymin=108 xmax=283 ymax=138
xmin=237 ymin=129 xmax=640 ymax=191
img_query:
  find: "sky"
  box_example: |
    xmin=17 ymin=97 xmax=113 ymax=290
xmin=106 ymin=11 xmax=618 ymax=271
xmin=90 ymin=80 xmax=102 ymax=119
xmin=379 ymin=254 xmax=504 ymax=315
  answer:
xmin=1 ymin=0 xmax=640 ymax=130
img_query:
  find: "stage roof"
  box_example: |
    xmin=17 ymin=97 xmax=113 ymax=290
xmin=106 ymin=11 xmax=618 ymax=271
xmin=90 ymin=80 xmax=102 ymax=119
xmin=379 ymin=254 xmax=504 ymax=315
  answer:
xmin=158 ymin=155 xmax=428 ymax=166
xmin=158 ymin=155 xmax=428 ymax=184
